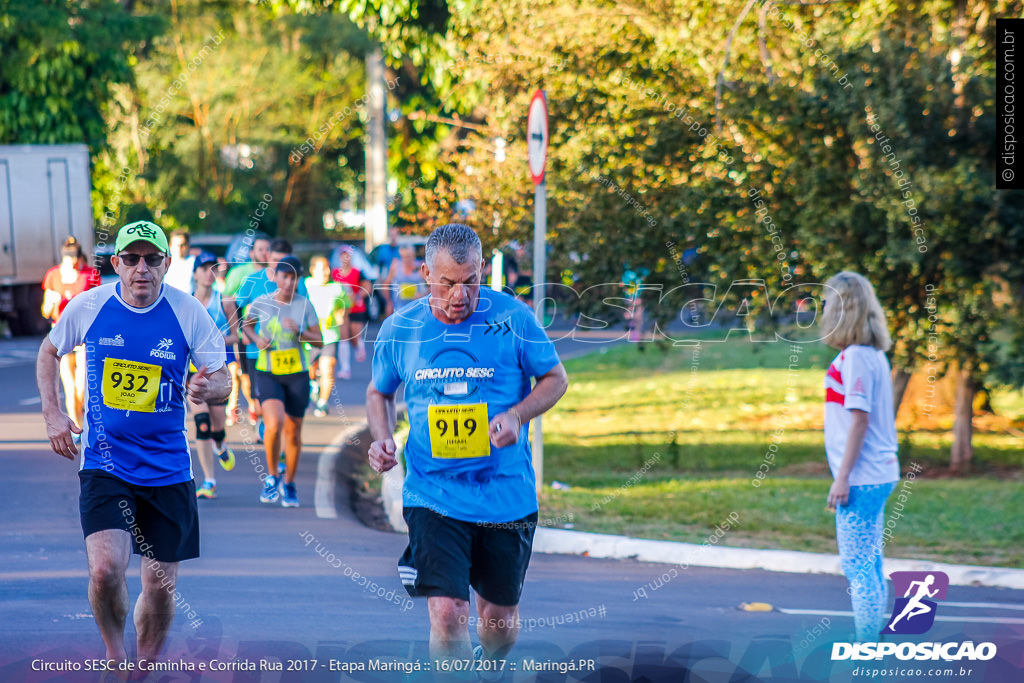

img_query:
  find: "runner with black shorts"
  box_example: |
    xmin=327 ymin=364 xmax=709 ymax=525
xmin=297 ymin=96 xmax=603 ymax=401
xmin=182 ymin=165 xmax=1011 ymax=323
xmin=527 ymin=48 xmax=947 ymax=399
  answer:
xmin=242 ymin=255 xmax=321 ymax=508
xmin=367 ymin=223 xmax=569 ymax=673
xmin=36 ymin=221 xmax=230 ymax=664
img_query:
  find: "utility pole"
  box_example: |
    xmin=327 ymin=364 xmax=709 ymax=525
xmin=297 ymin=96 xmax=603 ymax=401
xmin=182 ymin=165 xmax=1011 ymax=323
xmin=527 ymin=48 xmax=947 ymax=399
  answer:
xmin=364 ymin=48 xmax=388 ymax=251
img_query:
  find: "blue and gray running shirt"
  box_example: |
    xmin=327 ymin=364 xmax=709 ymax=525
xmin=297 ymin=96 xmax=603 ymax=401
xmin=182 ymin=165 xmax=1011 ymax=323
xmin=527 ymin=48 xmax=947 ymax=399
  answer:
xmin=372 ymin=288 xmax=561 ymax=523
xmin=49 ymin=283 xmax=226 ymax=486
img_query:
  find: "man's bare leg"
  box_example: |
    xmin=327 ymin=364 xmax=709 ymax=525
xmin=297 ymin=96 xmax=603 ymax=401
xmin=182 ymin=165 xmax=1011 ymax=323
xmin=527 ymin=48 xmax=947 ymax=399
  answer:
xmin=428 ymin=596 xmax=474 ymax=681
xmin=476 ymin=596 xmax=519 ymax=661
xmin=85 ymin=530 xmax=132 ymax=661
xmin=135 ymin=558 xmax=178 ymax=661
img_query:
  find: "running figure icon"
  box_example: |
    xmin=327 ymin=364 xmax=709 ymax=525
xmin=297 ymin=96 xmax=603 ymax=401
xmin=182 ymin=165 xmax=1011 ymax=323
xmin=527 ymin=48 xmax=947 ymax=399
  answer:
xmin=887 ymin=574 xmax=939 ymax=629
xmin=883 ymin=571 xmax=949 ymax=635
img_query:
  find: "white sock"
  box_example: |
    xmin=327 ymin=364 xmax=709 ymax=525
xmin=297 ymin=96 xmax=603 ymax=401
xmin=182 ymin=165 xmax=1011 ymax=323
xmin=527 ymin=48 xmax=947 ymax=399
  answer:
xmin=205 ymin=478 xmax=216 ymax=487
xmin=339 ymin=343 xmax=351 ymax=372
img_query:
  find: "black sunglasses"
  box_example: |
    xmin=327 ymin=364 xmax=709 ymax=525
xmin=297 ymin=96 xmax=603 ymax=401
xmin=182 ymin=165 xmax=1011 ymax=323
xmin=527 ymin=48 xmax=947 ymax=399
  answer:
xmin=118 ymin=252 xmax=166 ymax=267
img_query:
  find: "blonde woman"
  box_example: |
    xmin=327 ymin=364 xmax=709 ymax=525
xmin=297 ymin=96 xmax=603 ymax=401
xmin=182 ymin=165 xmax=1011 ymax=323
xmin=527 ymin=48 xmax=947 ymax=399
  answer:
xmin=819 ymin=271 xmax=899 ymax=642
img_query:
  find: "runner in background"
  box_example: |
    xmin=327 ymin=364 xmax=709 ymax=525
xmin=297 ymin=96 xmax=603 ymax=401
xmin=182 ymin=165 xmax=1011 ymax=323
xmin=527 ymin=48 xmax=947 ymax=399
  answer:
xmin=41 ymin=236 xmax=100 ymax=431
xmin=192 ymin=252 xmax=237 ymax=499
xmin=243 ymin=256 xmax=321 ymax=508
xmin=165 ymin=229 xmax=195 ymax=294
xmin=375 ymin=227 xmax=401 ymax=317
xmin=304 ymin=256 xmax=351 ymax=417
xmin=387 ymin=245 xmax=427 ymax=314
xmin=232 ymin=239 xmax=307 ymax=431
xmin=223 ymin=234 xmax=271 ymax=425
xmin=332 ymin=245 xmax=370 ymax=377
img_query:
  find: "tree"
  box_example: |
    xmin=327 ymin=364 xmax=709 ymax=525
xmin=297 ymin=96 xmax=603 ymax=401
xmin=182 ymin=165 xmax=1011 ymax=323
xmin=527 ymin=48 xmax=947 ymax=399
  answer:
xmin=402 ymin=0 xmax=1023 ymax=470
xmin=97 ymin=0 xmax=372 ymax=236
xmin=0 ymin=0 xmax=160 ymax=149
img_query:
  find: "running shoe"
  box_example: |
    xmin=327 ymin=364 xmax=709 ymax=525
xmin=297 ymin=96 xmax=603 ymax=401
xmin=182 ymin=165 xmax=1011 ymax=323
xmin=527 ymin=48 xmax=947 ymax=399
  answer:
xmin=355 ymin=347 xmax=366 ymax=363
xmin=310 ymin=379 xmax=320 ymax=402
xmin=313 ymin=401 xmax=328 ymax=418
xmin=259 ymin=475 xmax=280 ymax=503
xmin=336 ymin=368 xmax=351 ymax=380
xmin=225 ymin=406 xmax=241 ymax=426
xmin=216 ymin=446 xmax=236 ymax=471
xmin=472 ymin=645 xmax=508 ymax=683
xmin=281 ymin=482 xmax=299 ymax=508
xmin=248 ymin=406 xmax=259 ymax=426
xmin=196 ymin=481 xmax=217 ymax=499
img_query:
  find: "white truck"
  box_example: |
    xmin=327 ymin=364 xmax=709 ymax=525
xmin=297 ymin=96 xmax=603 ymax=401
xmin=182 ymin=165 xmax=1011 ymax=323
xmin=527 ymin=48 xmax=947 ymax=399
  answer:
xmin=0 ymin=144 xmax=94 ymax=335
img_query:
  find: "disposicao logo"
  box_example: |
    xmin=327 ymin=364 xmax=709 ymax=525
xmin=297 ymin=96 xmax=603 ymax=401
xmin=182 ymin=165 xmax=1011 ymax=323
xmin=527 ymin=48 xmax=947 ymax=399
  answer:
xmin=883 ymin=570 xmax=948 ymax=634
xmin=832 ymin=571 xmax=997 ymax=662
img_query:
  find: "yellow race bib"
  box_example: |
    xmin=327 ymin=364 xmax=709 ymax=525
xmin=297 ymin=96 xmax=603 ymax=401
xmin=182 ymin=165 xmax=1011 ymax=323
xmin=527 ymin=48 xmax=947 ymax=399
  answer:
xmin=428 ymin=403 xmax=490 ymax=459
xmin=269 ymin=347 xmax=302 ymax=375
xmin=102 ymin=358 xmax=161 ymax=412
xmin=399 ymin=283 xmax=419 ymax=300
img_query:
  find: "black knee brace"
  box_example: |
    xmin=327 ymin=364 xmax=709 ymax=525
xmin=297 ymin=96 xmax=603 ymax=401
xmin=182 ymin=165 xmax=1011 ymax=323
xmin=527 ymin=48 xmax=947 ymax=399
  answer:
xmin=194 ymin=412 xmax=211 ymax=440
xmin=210 ymin=429 xmax=226 ymax=445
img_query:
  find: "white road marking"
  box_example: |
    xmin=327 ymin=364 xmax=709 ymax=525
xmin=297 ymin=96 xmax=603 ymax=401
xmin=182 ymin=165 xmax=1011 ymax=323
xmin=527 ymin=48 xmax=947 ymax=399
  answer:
xmin=777 ymin=607 xmax=1024 ymax=625
xmin=18 ymin=396 xmax=41 ymax=405
xmin=943 ymin=601 xmax=1024 ymax=610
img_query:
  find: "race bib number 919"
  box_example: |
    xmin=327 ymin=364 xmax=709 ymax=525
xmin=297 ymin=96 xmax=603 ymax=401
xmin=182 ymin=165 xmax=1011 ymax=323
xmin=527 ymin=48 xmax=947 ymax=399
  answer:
xmin=428 ymin=403 xmax=490 ymax=459
xmin=102 ymin=358 xmax=161 ymax=412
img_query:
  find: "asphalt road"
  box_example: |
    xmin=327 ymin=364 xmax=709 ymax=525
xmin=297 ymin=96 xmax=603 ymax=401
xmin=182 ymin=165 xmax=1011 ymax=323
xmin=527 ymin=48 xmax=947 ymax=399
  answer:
xmin=1 ymin=330 xmax=1022 ymax=683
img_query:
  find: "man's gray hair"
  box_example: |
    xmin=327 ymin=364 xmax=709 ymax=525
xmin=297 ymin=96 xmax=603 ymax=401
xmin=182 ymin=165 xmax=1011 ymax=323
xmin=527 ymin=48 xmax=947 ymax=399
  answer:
xmin=425 ymin=223 xmax=482 ymax=269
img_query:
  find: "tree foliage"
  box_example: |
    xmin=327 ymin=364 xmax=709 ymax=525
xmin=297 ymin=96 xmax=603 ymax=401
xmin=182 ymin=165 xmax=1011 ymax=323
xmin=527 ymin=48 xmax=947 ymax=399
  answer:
xmin=413 ymin=0 xmax=1024 ymax=468
xmin=0 ymin=0 xmax=160 ymax=148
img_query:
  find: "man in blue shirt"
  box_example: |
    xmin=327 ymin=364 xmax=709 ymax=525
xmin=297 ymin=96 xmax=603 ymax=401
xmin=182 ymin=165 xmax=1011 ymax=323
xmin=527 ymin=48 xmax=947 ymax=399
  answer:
xmin=36 ymin=221 xmax=230 ymax=665
xmin=367 ymin=223 xmax=569 ymax=671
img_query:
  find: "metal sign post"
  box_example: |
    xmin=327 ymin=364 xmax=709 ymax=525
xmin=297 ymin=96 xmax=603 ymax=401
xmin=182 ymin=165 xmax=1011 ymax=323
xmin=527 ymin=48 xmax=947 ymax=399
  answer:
xmin=527 ymin=89 xmax=548 ymax=494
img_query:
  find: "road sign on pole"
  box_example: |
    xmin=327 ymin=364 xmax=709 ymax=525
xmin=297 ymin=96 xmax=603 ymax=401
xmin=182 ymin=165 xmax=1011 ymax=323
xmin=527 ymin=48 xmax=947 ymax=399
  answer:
xmin=528 ymin=89 xmax=548 ymax=493
xmin=528 ymin=90 xmax=548 ymax=185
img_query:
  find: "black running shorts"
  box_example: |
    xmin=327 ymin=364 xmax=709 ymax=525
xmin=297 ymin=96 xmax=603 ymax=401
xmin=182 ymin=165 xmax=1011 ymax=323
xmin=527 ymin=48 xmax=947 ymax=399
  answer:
xmin=79 ymin=469 xmax=199 ymax=563
xmin=398 ymin=506 xmax=537 ymax=606
xmin=252 ymin=369 xmax=309 ymax=418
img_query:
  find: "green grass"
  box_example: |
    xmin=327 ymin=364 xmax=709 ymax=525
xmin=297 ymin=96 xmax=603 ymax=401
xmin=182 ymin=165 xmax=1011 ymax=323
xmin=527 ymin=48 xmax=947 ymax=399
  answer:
xmin=540 ymin=333 xmax=1024 ymax=567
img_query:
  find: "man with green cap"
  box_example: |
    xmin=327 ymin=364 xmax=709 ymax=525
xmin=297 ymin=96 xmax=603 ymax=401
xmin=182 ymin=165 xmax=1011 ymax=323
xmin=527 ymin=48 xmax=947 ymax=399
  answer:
xmin=35 ymin=220 xmax=231 ymax=665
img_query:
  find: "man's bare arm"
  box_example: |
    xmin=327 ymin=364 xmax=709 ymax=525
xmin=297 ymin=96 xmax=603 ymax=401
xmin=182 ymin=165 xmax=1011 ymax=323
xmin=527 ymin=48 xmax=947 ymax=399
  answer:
xmin=36 ymin=338 xmax=79 ymax=460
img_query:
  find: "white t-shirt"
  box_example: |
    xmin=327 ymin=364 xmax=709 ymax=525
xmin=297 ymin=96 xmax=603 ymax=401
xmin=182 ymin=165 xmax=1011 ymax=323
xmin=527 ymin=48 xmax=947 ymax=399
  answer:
xmin=165 ymin=255 xmax=195 ymax=293
xmin=824 ymin=345 xmax=899 ymax=486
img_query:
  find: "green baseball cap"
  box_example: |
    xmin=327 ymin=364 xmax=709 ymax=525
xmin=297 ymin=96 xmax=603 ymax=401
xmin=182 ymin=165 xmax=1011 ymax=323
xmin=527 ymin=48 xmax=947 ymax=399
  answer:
xmin=114 ymin=221 xmax=169 ymax=254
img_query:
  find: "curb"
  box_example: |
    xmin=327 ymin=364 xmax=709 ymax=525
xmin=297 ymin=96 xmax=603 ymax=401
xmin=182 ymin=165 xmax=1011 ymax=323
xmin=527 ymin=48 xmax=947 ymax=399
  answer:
xmin=314 ymin=423 xmax=368 ymax=519
xmin=358 ymin=423 xmax=1024 ymax=591
xmin=532 ymin=528 xmax=1024 ymax=590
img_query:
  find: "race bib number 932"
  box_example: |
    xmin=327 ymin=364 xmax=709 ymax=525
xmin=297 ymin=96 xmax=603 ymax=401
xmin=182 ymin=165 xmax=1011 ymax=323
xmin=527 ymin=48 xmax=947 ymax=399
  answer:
xmin=102 ymin=358 xmax=161 ymax=412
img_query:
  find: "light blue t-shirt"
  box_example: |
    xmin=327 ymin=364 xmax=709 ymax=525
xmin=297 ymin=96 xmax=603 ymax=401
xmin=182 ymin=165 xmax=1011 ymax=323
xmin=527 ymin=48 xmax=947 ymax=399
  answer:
xmin=49 ymin=283 xmax=226 ymax=486
xmin=372 ymin=288 xmax=560 ymax=523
